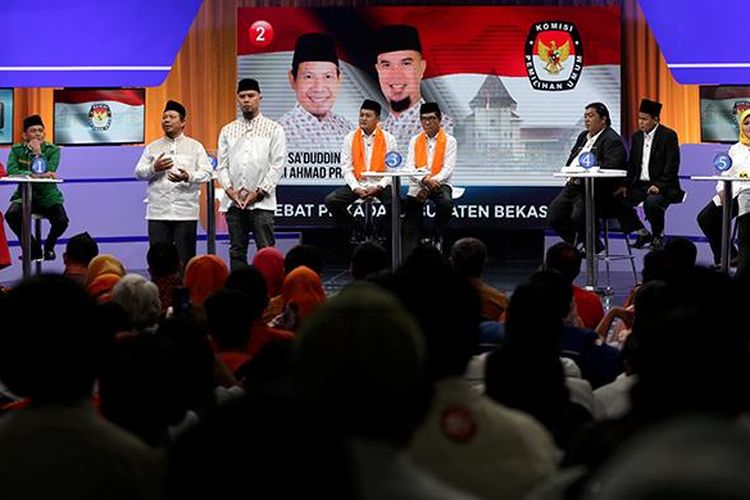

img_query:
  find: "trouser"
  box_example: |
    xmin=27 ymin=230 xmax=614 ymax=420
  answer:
xmin=225 ymin=207 xmax=275 ymax=271
xmin=629 ymin=183 xmax=673 ymax=236
xmin=403 ymin=185 xmax=453 ymax=257
xmin=696 ymin=199 xmax=739 ymax=265
xmin=324 ymin=185 xmax=392 ymax=234
xmin=547 ymin=185 xmax=643 ymax=244
xmin=5 ymin=201 xmax=69 ymax=253
xmin=148 ymin=219 xmax=197 ymax=266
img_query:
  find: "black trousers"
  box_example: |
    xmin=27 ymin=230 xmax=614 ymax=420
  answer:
xmin=628 ymin=183 xmax=673 ymax=236
xmin=5 ymin=202 xmax=69 ymax=253
xmin=148 ymin=220 xmax=197 ymax=266
xmin=403 ymin=185 xmax=453 ymax=257
xmin=324 ymin=185 xmax=392 ymax=233
xmin=547 ymin=185 xmax=643 ymax=244
xmin=225 ymin=207 xmax=275 ymax=271
xmin=697 ymin=199 xmax=739 ymax=265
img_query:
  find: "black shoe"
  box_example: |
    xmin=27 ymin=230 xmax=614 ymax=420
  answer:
xmin=595 ymin=238 xmax=605 ymax=254
xmin=18 ymin=245 xmax=43 ymax=261
xmin=44 ymin=249 xmax=56 ymax=261
xmin=650 ymin=236 xmax=665 ymax=250
xmin=632 ymin=232 xmax=653 ymax=249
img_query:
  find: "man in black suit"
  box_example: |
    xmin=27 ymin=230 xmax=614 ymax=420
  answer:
xmin=626 ymin=99 xmax=683 ymax=249
xmin=548 ymin=102 xmax=642 ymax=249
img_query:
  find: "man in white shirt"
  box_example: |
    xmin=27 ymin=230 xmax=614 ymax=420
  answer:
xmin=324 ymin=99 xmax=396 ymax=242
xmin=217 ymin=78 xmax=287 ymax=270
xmin=403 ymin=102 xmax=456 ymax=257
xmin=135 ymin=100 xmax=213 ymax=265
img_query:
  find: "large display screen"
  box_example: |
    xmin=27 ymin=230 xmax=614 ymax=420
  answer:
xmin=0 ymin=89 xmax=12 ymax=145
xmin=54 ymin=89 xmax=145 ymax=145
xmin=700 ymin=86 xmax=750 ymax=144
xmin=237 ymin=6 xmax=621 ymax=228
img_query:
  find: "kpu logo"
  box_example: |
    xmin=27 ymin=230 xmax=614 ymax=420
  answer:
xmin=525 ymin=21 xmax=583 ymax=91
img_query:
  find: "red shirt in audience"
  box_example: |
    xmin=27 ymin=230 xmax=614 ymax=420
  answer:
xmin=573 ymin=285 xmax=605 ymax=330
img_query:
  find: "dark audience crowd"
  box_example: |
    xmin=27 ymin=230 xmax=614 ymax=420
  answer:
xmin=0 ymin=233 xmax=749 ymax=500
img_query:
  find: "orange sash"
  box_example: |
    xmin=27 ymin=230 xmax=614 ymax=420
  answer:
xmin=415 ymin=128 xmax=447 ymax=177
xmin=352 ymin=127 xmax=386 ymax=180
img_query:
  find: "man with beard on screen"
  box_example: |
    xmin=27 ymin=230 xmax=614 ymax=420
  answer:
xmin=374 ymin=24 xmax=454 ymax=150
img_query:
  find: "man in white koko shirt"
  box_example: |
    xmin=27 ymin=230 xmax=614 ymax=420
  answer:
xmin=135 ymin=100 xmax=213 ymax=265
xmin=217 ymin=78 xmax=287 ymax=270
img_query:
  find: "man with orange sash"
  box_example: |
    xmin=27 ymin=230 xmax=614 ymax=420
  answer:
xmin=403 ymin=102 xmax=456 ymax=257
xmin=324 ymin=99 xmax=397 ymax=242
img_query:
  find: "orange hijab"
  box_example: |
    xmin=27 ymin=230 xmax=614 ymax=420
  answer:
xmin=414 ymin=128 xmax=447 ymax=177
xmin=87 ymin=273 xmax=122 ymax=303
xmin=252 ymin=247 xmax=285 ymax=297
xmin=184 ymin=255 xmax=229 ymax=306
xmin=85 ymin=254 xmax=126 ymax=287
xmin=352 ymin=127 xmax=387 ymax=180
xmin=281 ymin=266 xmax=326 ymax=321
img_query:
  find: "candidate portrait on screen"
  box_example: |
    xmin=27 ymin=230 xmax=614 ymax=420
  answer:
xmin=374 ymin=24 xmax=453 ymax=150
xmin=278 ymin=33 xmax=352 ymax=151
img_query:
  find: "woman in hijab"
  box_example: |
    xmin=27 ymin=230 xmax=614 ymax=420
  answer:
xmin=728 ymin=109 xmax=750 ymax=280
xmin=698 ymin=109 xmax=750 ymax=277
xmin=251 ymin=247 xmax=285 ymax=322
xmin=183 ymin=255 xmax=229 ymax=306
xmin=271 ymin=266 xmax=326 ymax=332
xmin=85 ymin=255 xmax=126 ymax=302
xmin=85 ymin=254 xmax=126 ymax=286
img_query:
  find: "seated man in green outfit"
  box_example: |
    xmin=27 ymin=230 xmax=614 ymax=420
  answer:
xmin=5 ymin=114 xmax=68 ymax=261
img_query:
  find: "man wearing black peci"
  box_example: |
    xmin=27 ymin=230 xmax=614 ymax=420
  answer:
xmin=626 ymin=98 xmax=684 ymax=249
xmin=547 ymin=102 xmax=643 ymax=251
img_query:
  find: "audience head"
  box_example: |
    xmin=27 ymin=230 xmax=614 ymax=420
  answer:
xmin=85 ymin=254 xmax=126 ymax=286
xmin=64 ymin=232 xmax=99 ymax=267
xmin=224 ymin=266 xmax=269 ymax=320
xmin=529 ymin=269 xmax=574 ymax=321
xmin=350 ymin=241 xmax=389 ymax=280
xmin=0 ymin=275 xmax=104 ymax=404
xmin=99 ymin=334 xmax=190 ymax=446
xmin=664 ymin=237 xmax=697 ymax=272
xmin=204 ymin=289 xmax=254 ymax=351
xmin=111 ymin=274 xmax=161 ymax=331
xmin=251 ymin=247 xmax=285 ymax=297
xmin=641 ymin=248 xmax=673 ymax=283
xmin=157 ymin=316 xmax=217 ymax=410
xmin=391 ymin=248 xmax=481 ymax=381
xmin=585 ymin=418 xmax=750 ymax=500
xmin=183 ymin=255 xmax=229 ymax=306
xmin=281 ymin=265 xmax=327 ymax=323
xmin=284 ymin=244 xmax=323 ymax=275
xmin=545 ymin=241 xmax=582 ymax=283
xmin=87 ymin=273 xmax=122 ymax=303
xmin=449 ymin=237 xmax=488 ymax=279
xmin=168 ymin=392 xmax=359 ymax=498
xmin=292 ymin=282 xmax=429 ymax=446
xmin=630 ymin=267 xmax=749 ymax=419
xmin=147 ymin=242 xmax=181 ymax=278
